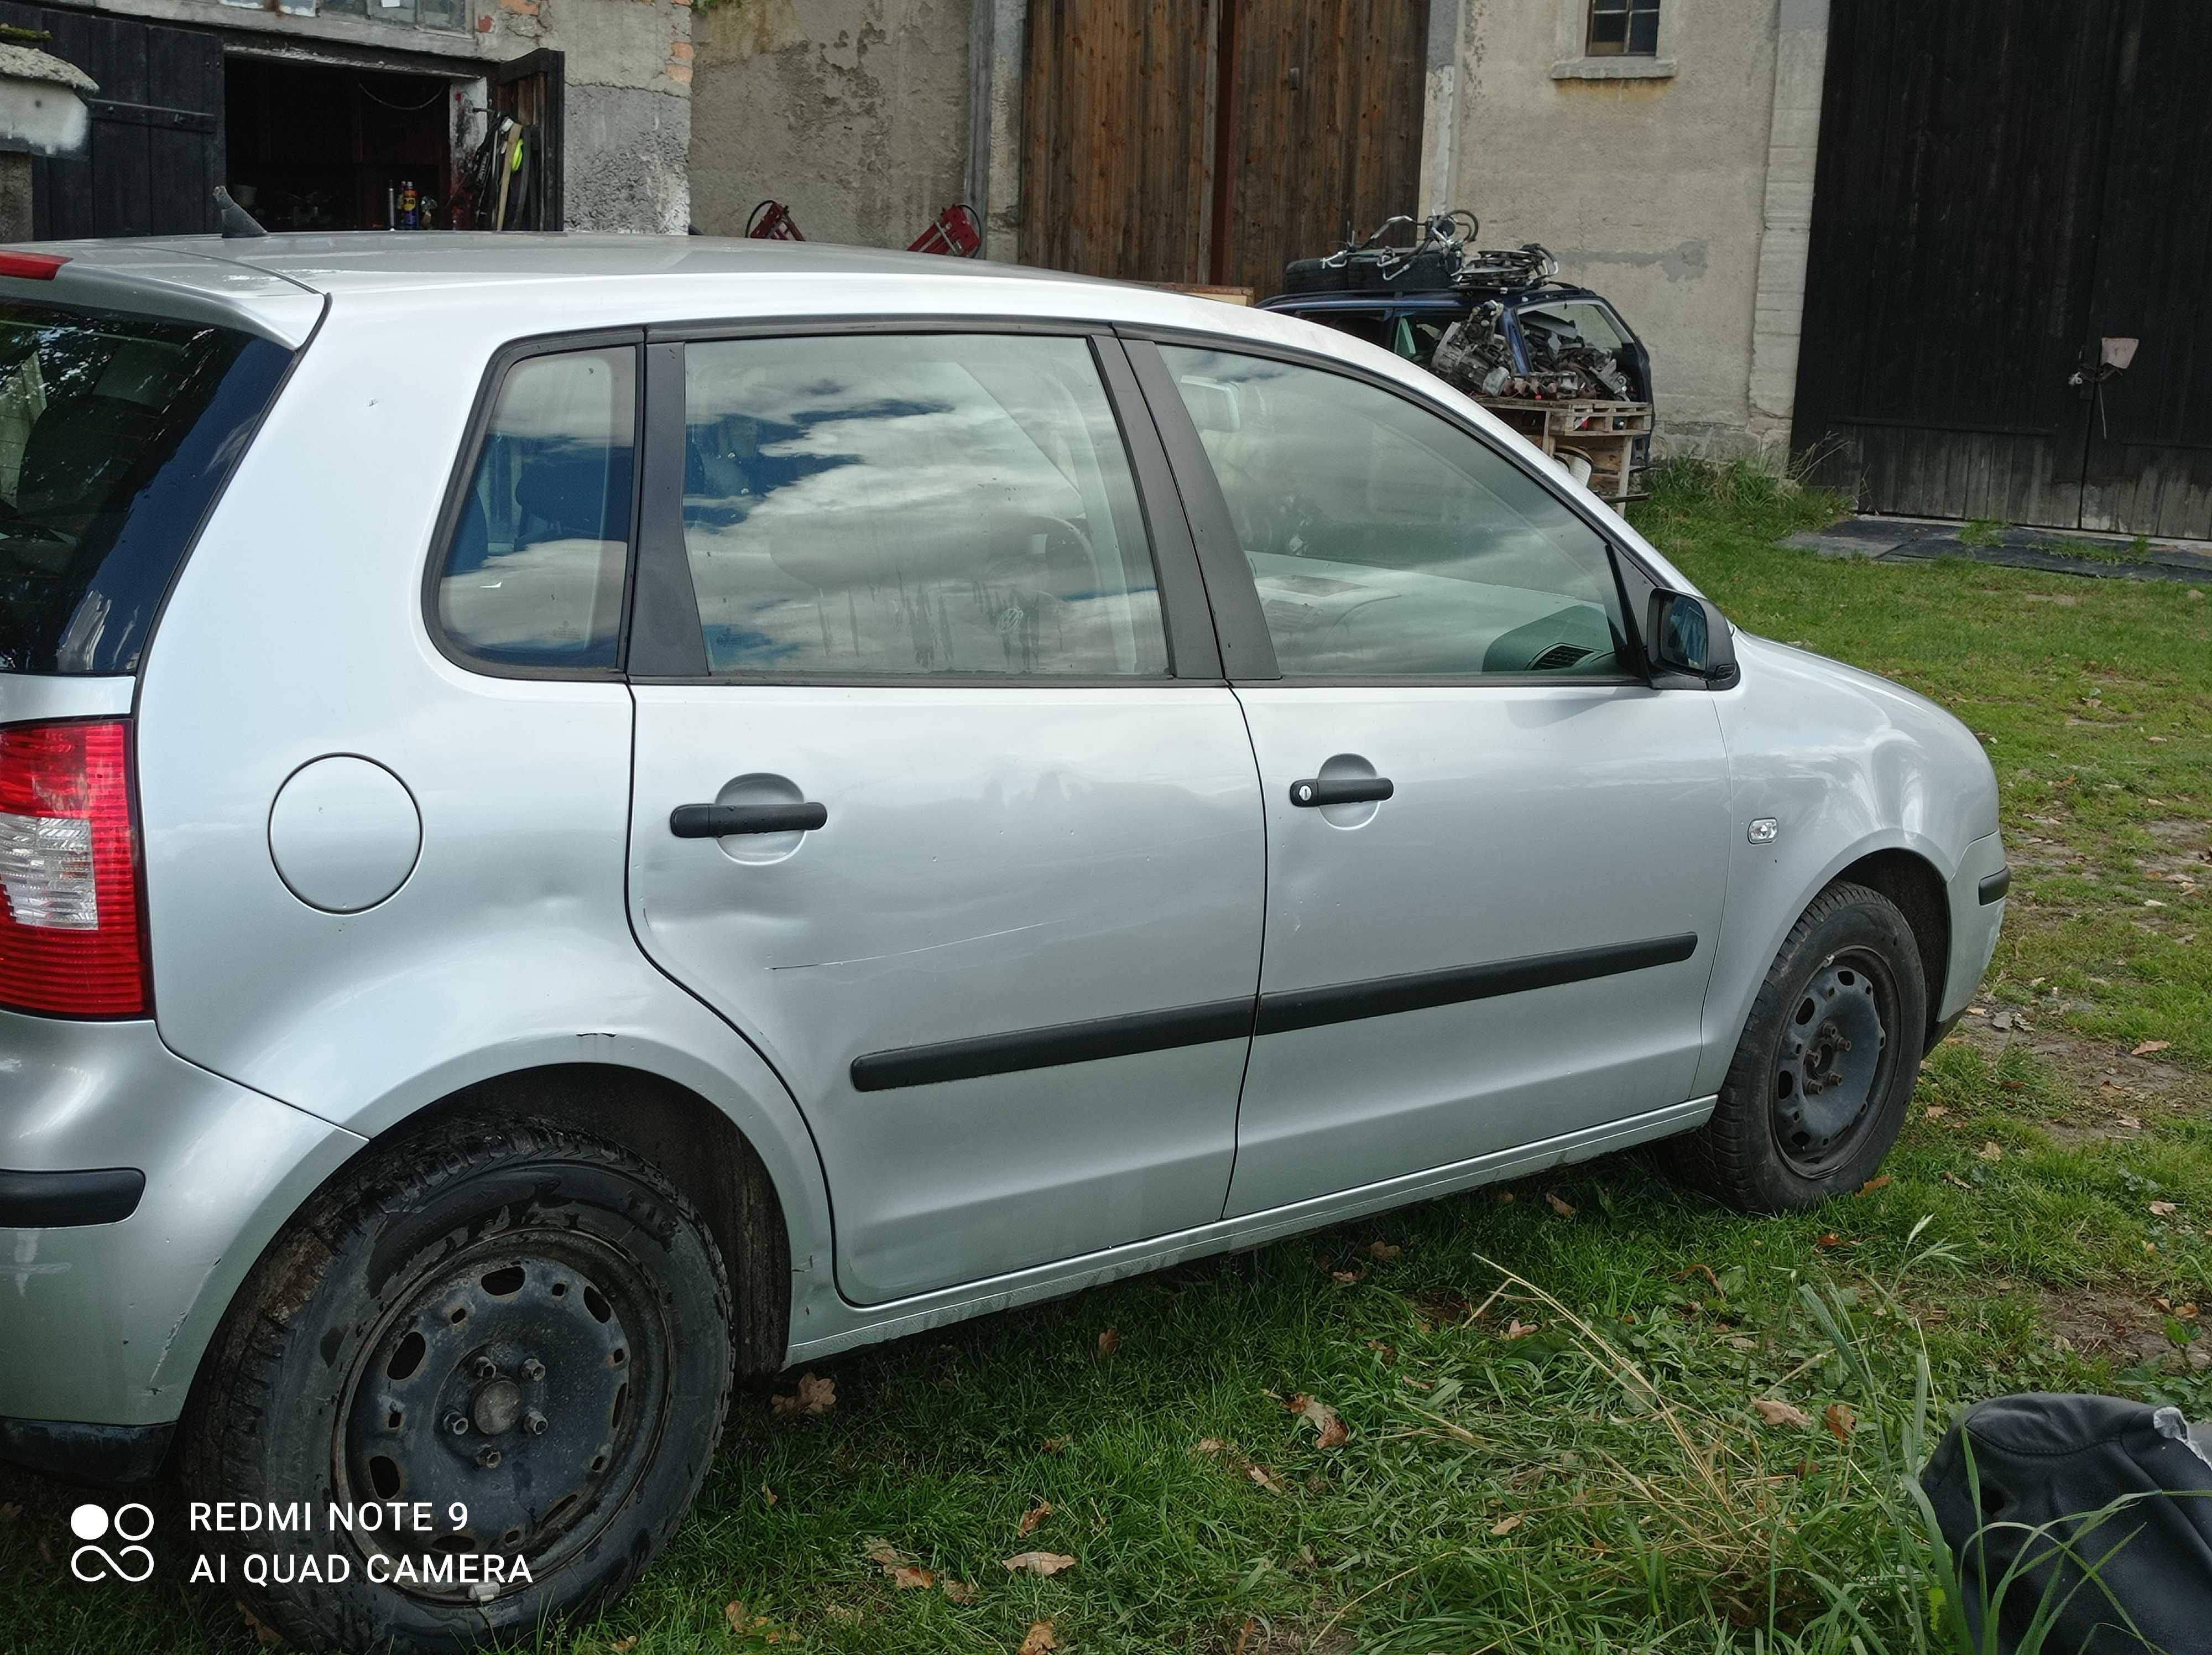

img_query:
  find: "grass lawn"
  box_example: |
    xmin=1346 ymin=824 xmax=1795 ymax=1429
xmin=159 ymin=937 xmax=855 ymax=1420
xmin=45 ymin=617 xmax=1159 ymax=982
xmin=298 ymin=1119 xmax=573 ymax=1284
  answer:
xmin=5 ymin=469 xmax=2210 ymax=1653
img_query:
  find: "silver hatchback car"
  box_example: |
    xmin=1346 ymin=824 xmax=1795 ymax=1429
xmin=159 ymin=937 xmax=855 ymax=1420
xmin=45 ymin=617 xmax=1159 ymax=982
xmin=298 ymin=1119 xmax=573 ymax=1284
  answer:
xmin=0 ymin=236 xmax=2005 ymax=1649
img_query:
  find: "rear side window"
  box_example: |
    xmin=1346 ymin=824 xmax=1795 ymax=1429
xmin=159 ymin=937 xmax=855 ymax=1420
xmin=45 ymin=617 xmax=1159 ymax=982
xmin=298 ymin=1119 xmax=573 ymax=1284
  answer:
xmin=435 ymin=346 xmax=637 ymax=671
xmin=677 ymin=332 xmax=1168 ymax=678
xmin=0 ymin=303 xmax=291 ymax=676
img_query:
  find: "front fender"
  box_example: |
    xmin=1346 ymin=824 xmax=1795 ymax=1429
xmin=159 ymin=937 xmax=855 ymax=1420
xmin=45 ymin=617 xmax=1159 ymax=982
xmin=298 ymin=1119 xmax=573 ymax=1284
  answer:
xmin=1696 ymin=636 xmax=2001 ymax=1095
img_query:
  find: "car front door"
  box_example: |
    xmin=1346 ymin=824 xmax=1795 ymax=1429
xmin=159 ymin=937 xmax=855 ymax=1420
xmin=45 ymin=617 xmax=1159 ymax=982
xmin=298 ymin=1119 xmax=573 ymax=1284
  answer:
xmin=1129 ymin=339 xmax=1730 ymax=1217
xmin=624 ymin=328 xmax=1264 ymax=1304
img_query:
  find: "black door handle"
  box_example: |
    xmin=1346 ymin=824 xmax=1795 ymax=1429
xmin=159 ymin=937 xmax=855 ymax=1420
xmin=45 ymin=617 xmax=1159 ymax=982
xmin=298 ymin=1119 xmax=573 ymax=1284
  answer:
xmin=670 ymin=802 xmax=828 ymax=837
xmin=1288 ymin=777 xmax=1394 ymax=808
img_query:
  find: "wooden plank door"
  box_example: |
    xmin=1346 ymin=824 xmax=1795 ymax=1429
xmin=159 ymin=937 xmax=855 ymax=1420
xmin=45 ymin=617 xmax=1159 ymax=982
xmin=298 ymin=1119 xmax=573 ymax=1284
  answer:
xmin=490 ymin=48 xmax=565 ymax=231
xmin=0 ymin=4 xmax=224 ymax=240
xmin=1211 ymin=0 xmax=1427 ymax=299
xmin=1792 ymin=0 xmax=2121 ymax=528
xmin=1020 ymin=0 xmax=1222 ymax=285
xmin=1020 ymin=1 xmax=1427 ymax=299
xmin=2075 ymin=1 xmax=2212 ymax=539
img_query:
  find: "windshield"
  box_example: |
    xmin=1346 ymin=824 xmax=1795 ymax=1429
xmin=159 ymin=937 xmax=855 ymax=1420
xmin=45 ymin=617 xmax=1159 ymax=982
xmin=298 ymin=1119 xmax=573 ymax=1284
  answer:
xmin=0 ymin=301 xmax=292 ymax=675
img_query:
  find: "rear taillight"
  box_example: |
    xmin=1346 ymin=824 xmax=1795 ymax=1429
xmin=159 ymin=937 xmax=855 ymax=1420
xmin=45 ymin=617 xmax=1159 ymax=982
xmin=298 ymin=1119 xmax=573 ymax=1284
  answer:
xmin=0 ymin=720 xmax=148 ymax=1016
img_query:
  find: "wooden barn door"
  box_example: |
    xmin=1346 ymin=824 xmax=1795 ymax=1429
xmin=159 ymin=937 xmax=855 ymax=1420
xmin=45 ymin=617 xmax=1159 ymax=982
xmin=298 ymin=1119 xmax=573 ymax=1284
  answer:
xmin=1020 ymin=0 xmax=1427 ymax=300
xmin=0 ymin=4 xmax=223 ymax=239
xmin=1794 ymin=0 xmax=2212 ymax=538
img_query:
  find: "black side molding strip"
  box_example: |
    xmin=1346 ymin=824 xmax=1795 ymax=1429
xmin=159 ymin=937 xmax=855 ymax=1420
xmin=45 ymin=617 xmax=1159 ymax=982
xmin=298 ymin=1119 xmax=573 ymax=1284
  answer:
xmin=1255 ymin=934 xmax=1699 ymax=1037
xmin=0 ymin=1167 xmax=145 ymax=1229
xmin=851 ymin=998 xmax=1256 ymax=1092
xmin=848 ymin=934 xmax=1698 ymax=1091
xmin=1978 ymin=867 xmax=2011 ymax=905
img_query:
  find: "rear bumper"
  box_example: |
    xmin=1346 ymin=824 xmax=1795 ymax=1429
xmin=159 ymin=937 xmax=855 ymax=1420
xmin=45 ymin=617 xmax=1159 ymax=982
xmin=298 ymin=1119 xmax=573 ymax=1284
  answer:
xmin=0 ymin=1418 xmax=173 ymax=1484
xmin=0 ymin=1011 xmax=363 ymax=1447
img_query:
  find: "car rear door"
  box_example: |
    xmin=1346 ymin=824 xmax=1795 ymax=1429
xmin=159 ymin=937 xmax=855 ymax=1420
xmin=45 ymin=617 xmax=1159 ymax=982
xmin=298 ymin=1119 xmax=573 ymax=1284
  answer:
xmin=623 ymin=326 xmax=1264 ymax=1305
xmin=1126 ymin=337 xmax=1730 ymax=1217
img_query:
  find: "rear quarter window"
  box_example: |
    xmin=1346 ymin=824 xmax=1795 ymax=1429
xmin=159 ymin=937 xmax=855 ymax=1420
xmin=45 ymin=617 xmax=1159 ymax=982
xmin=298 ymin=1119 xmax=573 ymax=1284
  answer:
xmin=0 ymin=302 xmax=292 ymax=675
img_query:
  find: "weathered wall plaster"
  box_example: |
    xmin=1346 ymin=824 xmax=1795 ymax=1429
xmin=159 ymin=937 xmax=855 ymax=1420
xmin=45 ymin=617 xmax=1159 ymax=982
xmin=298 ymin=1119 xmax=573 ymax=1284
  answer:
xmin=1449 ymin=0 xmax=1786 ymax=451
xmin=689 ymin=0 xmax=970 ymax=247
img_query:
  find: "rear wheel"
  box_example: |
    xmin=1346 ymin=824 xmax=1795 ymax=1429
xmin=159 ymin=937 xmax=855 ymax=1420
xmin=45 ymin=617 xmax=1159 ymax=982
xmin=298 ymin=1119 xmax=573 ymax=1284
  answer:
xmin=1670 ymin=881 xmax=1929 ymax=1211
xmin=183 ymin=1116 xmax=731 ymax=1653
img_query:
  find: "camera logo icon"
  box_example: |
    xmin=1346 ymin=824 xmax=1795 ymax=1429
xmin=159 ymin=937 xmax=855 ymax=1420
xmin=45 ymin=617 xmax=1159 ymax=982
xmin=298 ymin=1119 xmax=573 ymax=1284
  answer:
xmin=68 ymin=1502 xmax=155 ymax=1583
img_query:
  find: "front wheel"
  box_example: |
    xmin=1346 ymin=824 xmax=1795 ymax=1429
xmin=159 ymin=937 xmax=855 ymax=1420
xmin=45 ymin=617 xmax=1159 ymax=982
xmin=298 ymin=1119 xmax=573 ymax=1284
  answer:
xmin=182 ymin=1116 xmax=732 ymax=1653
xmin=1670 ymin=881 xmax=1929 ymax=1211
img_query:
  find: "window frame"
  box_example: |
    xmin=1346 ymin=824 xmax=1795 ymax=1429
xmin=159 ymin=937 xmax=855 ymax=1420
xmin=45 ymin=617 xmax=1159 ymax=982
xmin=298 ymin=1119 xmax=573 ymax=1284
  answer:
xmin=620 ymin=316 xmax=1221 ymax=687
xmin=1585 ymin=0 xmax=1662 ymax=58
xmin=1120 ymin=327 xmax=1670 ymax=690
xmin=421 ymin=326 xmax=646 ymax=683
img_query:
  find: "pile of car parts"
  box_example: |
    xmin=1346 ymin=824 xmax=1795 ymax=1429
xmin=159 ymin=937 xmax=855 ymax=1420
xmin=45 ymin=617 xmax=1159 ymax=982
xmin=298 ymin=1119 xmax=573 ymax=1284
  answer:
xmin=1274 ymin=212 xmax=1655 ymax=506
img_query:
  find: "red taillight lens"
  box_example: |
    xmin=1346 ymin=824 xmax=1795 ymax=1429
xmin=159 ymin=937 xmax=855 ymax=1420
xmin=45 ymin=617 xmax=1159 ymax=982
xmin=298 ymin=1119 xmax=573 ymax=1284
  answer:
xmin=0 ymin=720 xmax=148 ymax=1016
xmin=0 ymin=251 xmax=67 ymax=280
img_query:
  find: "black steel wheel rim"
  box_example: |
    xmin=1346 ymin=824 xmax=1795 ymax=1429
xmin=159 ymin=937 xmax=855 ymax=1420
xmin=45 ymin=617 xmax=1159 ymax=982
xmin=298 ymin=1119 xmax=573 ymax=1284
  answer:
xmin=333 ymin=1227 xmax=672 ymax=1603
xmin=1770 ymin=948 xmax=1898 ymax=1177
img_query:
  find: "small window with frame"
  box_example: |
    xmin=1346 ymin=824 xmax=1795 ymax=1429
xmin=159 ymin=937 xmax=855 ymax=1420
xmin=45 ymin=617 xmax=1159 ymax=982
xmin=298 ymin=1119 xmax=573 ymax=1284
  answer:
xmin=1587 ymin=0 xmax=1661 ymax=56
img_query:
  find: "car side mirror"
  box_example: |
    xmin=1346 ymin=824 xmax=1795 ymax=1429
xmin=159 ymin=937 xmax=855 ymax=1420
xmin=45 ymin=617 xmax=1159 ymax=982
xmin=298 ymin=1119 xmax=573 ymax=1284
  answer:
xmin=1645 ymin=590 xmax=1736 ymax=684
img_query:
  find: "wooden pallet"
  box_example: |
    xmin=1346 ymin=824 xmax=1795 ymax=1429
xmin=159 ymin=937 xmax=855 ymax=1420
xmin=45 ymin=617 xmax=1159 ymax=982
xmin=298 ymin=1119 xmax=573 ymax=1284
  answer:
xmin=1475 ymin=398 xmax=1652 ymax=504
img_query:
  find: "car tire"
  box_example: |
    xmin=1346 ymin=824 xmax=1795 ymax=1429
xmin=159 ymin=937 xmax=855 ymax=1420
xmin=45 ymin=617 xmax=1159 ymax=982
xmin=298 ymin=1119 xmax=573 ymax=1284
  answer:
xmin=181 ymin=1115 xmax=732 ymax=1653
xmin=1670 ymin=881 xmax=1929 ymax=1212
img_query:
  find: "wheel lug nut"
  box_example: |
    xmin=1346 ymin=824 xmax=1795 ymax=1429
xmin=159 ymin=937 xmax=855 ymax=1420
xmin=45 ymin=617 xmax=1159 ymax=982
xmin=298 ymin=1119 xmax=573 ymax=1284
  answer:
xmin=472 ymin=1356 xmax=498 ymax=1381
xmin=445 ymin=1413 xmax=469 ymax=1435
xmin=477 ymin=1446 xmax=502 ymax=1468
xmin=524 ymin=1411 xmax=549 ymax=1436
xmin=522 ymin=1359 xmax=545 ymax=1382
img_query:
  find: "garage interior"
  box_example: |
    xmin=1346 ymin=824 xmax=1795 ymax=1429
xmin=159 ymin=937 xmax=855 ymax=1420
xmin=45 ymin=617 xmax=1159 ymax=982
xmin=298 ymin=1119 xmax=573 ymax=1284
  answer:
xmin=224 ymin=56 xmax=453 ymax=233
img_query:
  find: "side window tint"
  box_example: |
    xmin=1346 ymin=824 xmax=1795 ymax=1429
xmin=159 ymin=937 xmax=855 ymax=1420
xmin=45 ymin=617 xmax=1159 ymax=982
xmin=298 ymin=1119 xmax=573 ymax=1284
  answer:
xmin=1159 ymin=346 xmax=1627 ymax=678
xmin=437 ymin=346 xmax=636 ymax=669
xmin=679 ymin=333 xmax=1168 ymax=678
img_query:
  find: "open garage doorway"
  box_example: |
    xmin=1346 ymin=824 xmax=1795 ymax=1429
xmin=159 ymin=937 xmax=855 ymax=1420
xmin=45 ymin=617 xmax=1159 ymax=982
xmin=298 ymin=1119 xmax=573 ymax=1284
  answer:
xmin=225 ymin=56 xmax=456 ymax=232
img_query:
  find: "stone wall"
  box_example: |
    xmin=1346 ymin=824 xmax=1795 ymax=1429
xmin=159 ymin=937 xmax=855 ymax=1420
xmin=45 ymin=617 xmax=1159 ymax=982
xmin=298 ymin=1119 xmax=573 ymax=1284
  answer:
xmin=688 ymin=0 xmax=970 ymax=247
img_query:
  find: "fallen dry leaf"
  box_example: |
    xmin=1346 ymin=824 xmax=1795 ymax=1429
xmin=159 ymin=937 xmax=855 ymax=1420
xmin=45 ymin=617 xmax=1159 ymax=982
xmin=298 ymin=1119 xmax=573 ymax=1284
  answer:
xmin=724 ymin=1602 xmax=747 ymax=1635
xmin=864 ymin=1538 xmax=905 ymax=1569
xmin=1942 ymin=1171 xmax=1975 ymax=1190
xmin=611 ymin=1638 xmax=639 ymax=1653
xmin=239 ymin=1605 xmax=285 ymax=1649
xmin=1247 ymin=1465 xmax=1286 ymax=1495
xmin=1752 ymin=1398 xmax=1815 ymax=1429
xmin=942 ymin=1578 xmax=978 ymax=1605
xmin=2150 ymin=1200 xmax=2179 ymax=1217
xmin=1924 ymin=1105 xmax=1949 ymax=1120
xmin=1097 ymin=1327 xmax=1119 ymax=1359
xmin=1495 ymin=1189 xmax=1515 ymax=1204
xmin=770 ymin=1372 xmax=836 ymax=1417
xmin=1329 ymin=1268 xmax=1363 ymax=1284
xmin=1019 ymin=1621 xmax=1060 ymax=1655
xmin=1285 ymin=1393 xmax=1349 ymax=1450
xmin=1545 ymin=1191 xmax=1577 ymax=1218
xmin=1489 ymin=1513 xmax=1524 ymax=1537
xmin=1003 ymin=1551 xmax=1078 ymax=1576
xmin=1368 ymin=1240 xmax=1404 ymax=1262
xmin=0 ymin=1503 xmax=18 ymax=1525
xmin=1041 ymin=1435 xmax=1071 ymax=1455
xmin=1504 ymin=1318 xmax=1539 ymax=1340
xmin=1191 ymin=1437 xmax=1226 ymax=1456
xmin=1978 ymin=1141 xmax=2005 ymax=1162
xmin=1859 ymin=1174 xmax=1891 ymax=1195
xmin=2133 ymin=1040 xmax=2172 ymax=1057
xmin=891 ymin=1565 xmax=937 ymax=1591
xmin=1815 ymin=1232 xmax=1843 ymax=1250
xmin=1365 ymin=1339 xmax=1396 ymax=1362
xmin=760 ymin=1483 xmax=777 ymax=1506
xmin=1018 ymin=1500 xmax=1052 ymax=1538
xmin=1824 ymin=1402 xmax=1858 ymax=1443
xmin=823 ymin=1604 xmax=860 ymax=1624
xmin=2118 ymin=1113 xmax=2143 ymax=1130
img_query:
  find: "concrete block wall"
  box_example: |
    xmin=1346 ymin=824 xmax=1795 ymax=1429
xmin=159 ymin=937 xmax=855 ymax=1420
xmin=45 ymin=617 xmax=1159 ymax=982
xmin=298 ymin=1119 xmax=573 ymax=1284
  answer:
xmin=687 ymin=0 xmax=971 ymax=247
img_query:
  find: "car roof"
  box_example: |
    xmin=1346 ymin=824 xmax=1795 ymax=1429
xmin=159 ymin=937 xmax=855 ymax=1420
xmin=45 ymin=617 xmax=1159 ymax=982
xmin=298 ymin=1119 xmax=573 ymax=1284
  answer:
xmin=0 ymin=233 xmax=1220 ymax=348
